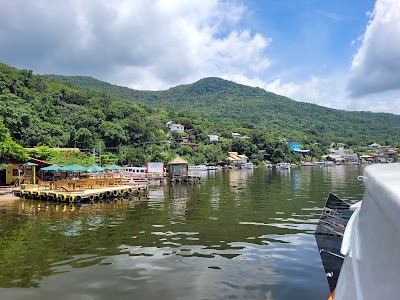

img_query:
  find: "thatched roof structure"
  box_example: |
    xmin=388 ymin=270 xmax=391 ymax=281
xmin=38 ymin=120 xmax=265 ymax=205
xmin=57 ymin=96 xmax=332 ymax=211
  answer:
xmin=168 ymin=156 xmax=189 ymax=165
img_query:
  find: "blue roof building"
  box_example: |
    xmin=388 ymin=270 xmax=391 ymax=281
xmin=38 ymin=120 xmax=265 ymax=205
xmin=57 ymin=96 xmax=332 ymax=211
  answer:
xmin=288 ymin=142 xmax=310 ymax=154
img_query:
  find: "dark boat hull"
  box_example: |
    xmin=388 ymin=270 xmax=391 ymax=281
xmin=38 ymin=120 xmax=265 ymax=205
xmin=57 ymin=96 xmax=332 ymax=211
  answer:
xmin=315 ymin=193 xmax=353 ymax=292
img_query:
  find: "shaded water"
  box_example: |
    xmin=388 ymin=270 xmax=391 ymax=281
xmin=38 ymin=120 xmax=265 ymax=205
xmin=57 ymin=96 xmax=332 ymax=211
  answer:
xmin=0 ymin=166 xmax=365 ymax=300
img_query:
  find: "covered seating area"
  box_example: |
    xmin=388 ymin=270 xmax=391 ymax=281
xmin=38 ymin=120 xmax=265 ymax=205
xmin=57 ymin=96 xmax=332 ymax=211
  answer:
xmin=32 ymin=163 xmax=127 ymax=193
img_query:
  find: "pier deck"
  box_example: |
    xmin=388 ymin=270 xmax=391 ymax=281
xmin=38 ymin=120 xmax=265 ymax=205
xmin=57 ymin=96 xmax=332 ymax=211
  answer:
xmin=14 ymin=184 xmax=148 ymax=203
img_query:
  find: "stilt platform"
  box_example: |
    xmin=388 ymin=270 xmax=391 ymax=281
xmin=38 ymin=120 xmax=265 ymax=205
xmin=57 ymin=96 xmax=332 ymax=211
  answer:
xmin=13 ymin=185 xmax=148 ymax=203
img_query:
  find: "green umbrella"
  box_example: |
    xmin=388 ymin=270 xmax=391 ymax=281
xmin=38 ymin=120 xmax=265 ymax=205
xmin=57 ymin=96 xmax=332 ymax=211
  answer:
xmin=87 ymin=165 xmax=104 ymax=173
xmin=104 ymin=164 xmax=123 ymax=170
xmin=23 ymin=162 xmax=39 ymax=166
xmin=41 ymin=164 xmax=61 ymax=171
xmin=60 ymin=164 xmax=87 ymax=172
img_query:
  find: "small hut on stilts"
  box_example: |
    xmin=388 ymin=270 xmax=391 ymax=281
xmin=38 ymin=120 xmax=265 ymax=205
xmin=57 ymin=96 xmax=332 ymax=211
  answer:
xmin=167 ymin=156 xmax=189 ymax=183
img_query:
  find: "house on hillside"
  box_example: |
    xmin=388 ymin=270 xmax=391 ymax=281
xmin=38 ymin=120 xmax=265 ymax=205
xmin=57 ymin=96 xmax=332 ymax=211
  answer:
xmin=384 ymin=149 xmax=397 ymax=161
xmin=227 ymin=152 xmax=248 ymax=168
xmin=343 ymin=153 xmax=359 ymax=163
xmin=288 ymin=142 xmax=310 ymax=155
xmin=232 ymin=133 xmax=241 ymax=138
xmin=368 ymin=143 xmax=381 ymax=149
xmin=176 ymin=138 xmax=198 ymax=150
xmin=208 ymin=135 xmax=219 ymax=142
xmin=168 ymin=123 xmax=185 ymax=133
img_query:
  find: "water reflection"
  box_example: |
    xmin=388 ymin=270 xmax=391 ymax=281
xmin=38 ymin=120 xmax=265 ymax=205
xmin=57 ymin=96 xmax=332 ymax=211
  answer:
xmin=0 ymin=166 xmax=365 ymax=299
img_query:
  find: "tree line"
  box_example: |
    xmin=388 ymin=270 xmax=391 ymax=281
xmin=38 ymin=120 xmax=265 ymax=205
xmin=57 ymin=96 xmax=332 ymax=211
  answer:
xmin=1 ymin=63 xmax=398 ymax=167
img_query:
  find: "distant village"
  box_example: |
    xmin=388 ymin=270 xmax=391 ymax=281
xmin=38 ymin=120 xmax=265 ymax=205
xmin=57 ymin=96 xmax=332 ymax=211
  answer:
xmin=166 ymin=121 xmax=398 ymax=166
xmin=1 ymin=122 xmax=397 ymax=186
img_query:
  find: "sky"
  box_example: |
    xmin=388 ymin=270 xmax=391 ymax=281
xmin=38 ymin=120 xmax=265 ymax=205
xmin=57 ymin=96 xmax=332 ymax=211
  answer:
xmin=1 ymin=0 xmax=400 ymax=114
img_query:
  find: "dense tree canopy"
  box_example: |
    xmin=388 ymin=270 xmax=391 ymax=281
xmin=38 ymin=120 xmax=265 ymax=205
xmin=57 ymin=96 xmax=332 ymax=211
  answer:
xmin=49 ymin=74 xmax=400 ymax=147
xmin=0 ymin=119 xmax=28 ymax=161
xmin=1 ymin=63 xmax=399 ymax=167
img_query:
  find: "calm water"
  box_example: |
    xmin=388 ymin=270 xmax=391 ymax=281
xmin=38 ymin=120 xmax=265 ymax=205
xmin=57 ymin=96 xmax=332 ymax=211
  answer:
xmin=0 ymin=166 xmax=366 ymax=300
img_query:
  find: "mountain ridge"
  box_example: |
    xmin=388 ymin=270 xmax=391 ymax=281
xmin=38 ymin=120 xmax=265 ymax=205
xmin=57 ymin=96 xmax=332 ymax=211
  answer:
xmin=45 ymin=73 xmax=400 ymax=147
xmin=46 ymin=73 xmax=397 ymax=117
xmin=2 ymin=62 xmax=400 ymax=166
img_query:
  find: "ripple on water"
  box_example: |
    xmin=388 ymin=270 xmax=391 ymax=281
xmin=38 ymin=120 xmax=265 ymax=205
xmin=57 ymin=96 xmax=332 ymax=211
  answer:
xmin=0 ymin=166 xmax=366 ymax=299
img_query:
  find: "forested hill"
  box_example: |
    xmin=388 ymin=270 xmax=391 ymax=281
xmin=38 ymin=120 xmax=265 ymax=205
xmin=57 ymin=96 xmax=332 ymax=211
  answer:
xmin=47 ymin=74 xmax=400 ymax=146
xmin=0 ymin=64 xmax=166 ymax=150
xmin=2 ymin=62 xmax=400 ymax=166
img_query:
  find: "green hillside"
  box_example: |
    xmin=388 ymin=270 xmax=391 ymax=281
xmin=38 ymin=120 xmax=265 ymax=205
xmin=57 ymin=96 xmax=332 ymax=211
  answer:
xmin=1 ymin=63 xmax=297 ymax=165
xmin=46 ymin=75 xmax=400 ymax=146
xmin=1 ymin=62 xmax=399 ymax=167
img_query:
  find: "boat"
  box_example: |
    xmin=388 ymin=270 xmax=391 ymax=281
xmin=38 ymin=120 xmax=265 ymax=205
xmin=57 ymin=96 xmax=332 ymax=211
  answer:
xmin=188 ymin=165 xmax=208 ymax=171
xmin=316 ymin=163 xmax=400 ymax=300
xmin=276 ymin=162 xmax=291 ymax=169
xmin=301 ymin=161 xmax=316 ymax=166
xmin=124 ymin=166 xmax=147 ymax=174
xmin=207 ymin=166 xmax=218 ymax=170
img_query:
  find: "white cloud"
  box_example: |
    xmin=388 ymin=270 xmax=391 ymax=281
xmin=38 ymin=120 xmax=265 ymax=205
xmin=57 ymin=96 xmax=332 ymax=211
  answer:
xmin=0 ymin=0 xmax=271 ymax=90
xmin=263 ymin=74 xmax=400 ymax=115
xmin=348 ymin=0 xmax=400 ymax=97
xmin=265 ymin=75 xmax=349 ymax=109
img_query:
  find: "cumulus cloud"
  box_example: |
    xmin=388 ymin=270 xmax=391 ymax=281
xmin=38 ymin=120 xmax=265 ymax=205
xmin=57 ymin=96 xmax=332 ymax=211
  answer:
xmin=265 ymin=75 xmax=350 ymax=109
xmin=265 ymin=75 xmax=400 ymax=114
xmin=348 ymin=0 xmax=400 ymax=97
xmin=0 ymin=0 xmax=271 ymax=90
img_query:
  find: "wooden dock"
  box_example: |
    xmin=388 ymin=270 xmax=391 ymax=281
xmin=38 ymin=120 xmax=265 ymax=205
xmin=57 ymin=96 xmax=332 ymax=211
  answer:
xmin=13 ymin=181 xmax=148 ymax=203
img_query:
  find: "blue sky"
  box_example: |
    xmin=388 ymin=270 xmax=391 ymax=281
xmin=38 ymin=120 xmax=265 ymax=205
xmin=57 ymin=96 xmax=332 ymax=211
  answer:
xmin=246 ymin=0 xmax=374 ymax=81
xmin=1 ymin=0 xmax=399 ymax=114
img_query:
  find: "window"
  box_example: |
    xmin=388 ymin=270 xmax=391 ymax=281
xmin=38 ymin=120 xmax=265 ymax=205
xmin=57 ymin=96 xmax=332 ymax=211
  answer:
xmin=12 ymin=169 xmax=19 ymax=176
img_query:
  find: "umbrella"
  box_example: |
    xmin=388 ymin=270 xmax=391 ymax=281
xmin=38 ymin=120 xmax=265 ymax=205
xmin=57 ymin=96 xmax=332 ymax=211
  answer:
xmin=41 ymin=164 xmax=61 ymax=171
xmin=104 ymin=164 xmax=123 ymax=170
xmin=60 ymin=164 xmax=87 ymax=172
xmin=87 ymin=164 xmax=104 ymax=173
xmin=22 ymin=162 xmax=39 ymax=166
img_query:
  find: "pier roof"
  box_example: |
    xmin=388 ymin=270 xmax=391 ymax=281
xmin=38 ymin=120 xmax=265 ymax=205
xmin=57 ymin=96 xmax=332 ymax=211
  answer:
xmin=168 ymin=157 xmax=188 ymax=165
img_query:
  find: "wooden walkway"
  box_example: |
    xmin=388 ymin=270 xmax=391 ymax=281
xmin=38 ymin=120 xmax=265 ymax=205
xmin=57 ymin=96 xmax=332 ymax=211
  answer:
xmin=14 ymin=178 xmax=149 ymax=203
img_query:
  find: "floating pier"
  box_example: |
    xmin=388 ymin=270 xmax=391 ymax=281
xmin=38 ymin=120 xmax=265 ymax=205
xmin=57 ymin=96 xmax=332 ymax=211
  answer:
xmin=13 ymin=184 xmax=148 ymax=203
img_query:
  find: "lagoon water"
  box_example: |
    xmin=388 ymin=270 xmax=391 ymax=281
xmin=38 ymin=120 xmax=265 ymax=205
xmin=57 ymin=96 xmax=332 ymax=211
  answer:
xmin=0 ymin=166 xmax=366 ymax=300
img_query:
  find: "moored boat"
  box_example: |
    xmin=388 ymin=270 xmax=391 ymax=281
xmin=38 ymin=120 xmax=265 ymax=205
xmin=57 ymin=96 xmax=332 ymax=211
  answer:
xmin=188 ymin=165 xmax=208 ymax=171
xmin=276 ymin=162 xmax=291 ymax=169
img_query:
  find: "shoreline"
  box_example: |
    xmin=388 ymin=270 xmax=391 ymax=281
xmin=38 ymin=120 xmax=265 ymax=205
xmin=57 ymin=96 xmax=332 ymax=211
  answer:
xmin=0 ymin=193 xmax=20 ymax=202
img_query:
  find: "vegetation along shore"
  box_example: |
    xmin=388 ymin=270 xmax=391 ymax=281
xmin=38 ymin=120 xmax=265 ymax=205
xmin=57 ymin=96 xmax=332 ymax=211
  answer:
xmin=1 ymin=63 xmax=400 ymax=170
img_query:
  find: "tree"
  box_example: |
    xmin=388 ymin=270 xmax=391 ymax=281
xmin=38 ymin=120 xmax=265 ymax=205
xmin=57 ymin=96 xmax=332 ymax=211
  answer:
xmin=176 ymin=145 xmax=193 ymax=156
xmin=0 ymin=120 xmax=28 ymax=161
xmin=118 ymin=147 xmax=146 ymax=166
xmin=99 ymin=121 xmax=128 ymax=147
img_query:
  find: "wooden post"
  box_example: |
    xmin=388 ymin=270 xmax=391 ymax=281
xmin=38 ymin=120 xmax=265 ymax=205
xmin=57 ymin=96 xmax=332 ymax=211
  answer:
xmin=33 ymin=165 xmax=36 ymax=186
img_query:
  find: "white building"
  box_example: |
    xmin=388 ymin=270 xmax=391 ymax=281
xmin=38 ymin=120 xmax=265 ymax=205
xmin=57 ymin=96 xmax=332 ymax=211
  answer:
xmin=336 ymin=147 xmax=345 ymax=156
xmin=169 ymin=124 xmax=185 ymax=133
xmin=232 ymin=132 xmax=241 ymax=138
xmin=208 ymin=135 xmax=219 ymax=142
xmin=368 ymin=143 xmax=381 ymax=149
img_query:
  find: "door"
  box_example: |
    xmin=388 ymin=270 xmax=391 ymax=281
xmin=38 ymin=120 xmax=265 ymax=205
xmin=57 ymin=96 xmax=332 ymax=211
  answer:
xmin=0 ymin=169 xmax=6 ymax=185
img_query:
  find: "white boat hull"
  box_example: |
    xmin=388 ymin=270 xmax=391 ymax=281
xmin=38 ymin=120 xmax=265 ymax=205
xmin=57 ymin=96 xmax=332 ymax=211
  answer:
xmin=334 ymin=164 xmax=400 ymax=300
